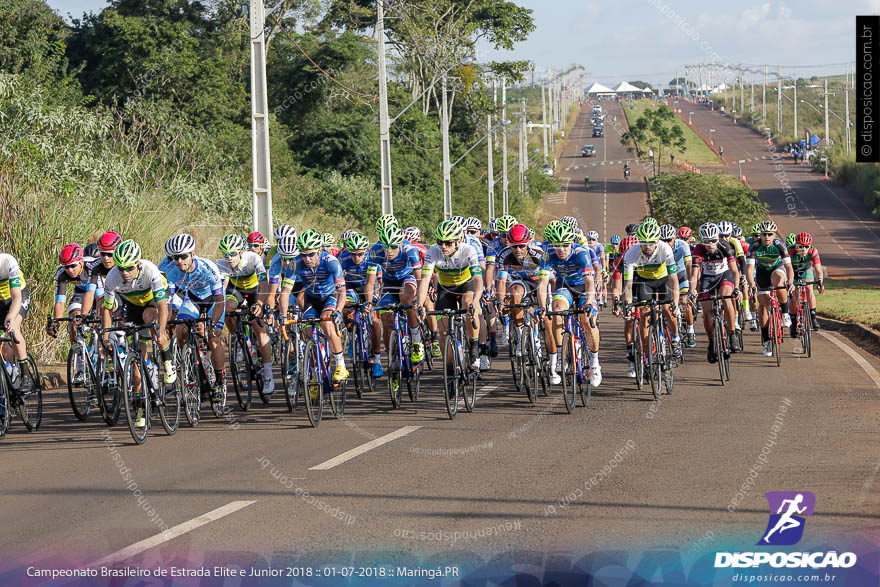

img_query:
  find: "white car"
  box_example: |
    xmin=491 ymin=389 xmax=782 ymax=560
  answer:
xmin=542 ymin=165 xmax=553 ymax=176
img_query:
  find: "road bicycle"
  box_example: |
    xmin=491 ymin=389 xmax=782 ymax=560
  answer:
xmin=757 ymin=285 xmax=787 ymax=367
xmin=704 ymin=291 xmax=739 ymax=385
xmin=288 ymin=314 xmax=347 ymax=426
xmin=0 ymin=330 xmax=42 ymax=440
xmin=792 ymin=280 xmax=821 ymax=358
xmin=626 ymin=299 xmax=675 ymax=400
xmin=381 ymin=303 xmax=421 ymax=409
xmin=347 ymin=301 xmax=376 ymax=398
xmin=427 ymin=306 xmax=479 ymax=419
xmin=168 ymin=316 xmax=225 ymax=425
xmin=628 ymin=305 xmax=646 ymax=390
xmin=504 ymin=300 xmax=545 ymax=403
xmin=546 ymin=307 xmax=593 ymax=413
xmin=279 ymin=307 xmax=303 ymax=413
xmin=227 ymin=308 xmax=268 ymax=410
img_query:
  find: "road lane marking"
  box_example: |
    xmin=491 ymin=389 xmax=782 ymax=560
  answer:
xmin=817 ymin=332 xmax=880 ymax=392
xmin=309 ymin=426 xmax=421 ymax=470
xmin=89 ymin=501 xmax=256 ymax=566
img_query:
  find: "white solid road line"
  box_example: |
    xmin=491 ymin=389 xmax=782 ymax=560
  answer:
xmin=89 ymin=500 xmax=256 ymax=567
xmin=309 ymin=426 xmax=421 ymax=470
xmin=818 ymin=332 xmax=880 ymax=392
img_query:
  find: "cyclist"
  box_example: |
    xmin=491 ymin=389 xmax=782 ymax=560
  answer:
xmin=247 ymin=231 xmax=269 ymax=263
xmin=605 ymin=234 xmax=623 ymax=307
xmin=612 ymin=235 xmax=640 ymax=377
xmin=537 ymin=222 xmax=602 ymax=387
xmin=787 ymin=232 xmax=824 ymax=337
xmin=745 ymin=220 xmax=794 ymax=357
xmin=625 ymin=223 xmax=639 ymax=237
xmin=404 ymin=226 xmax=428 ymax=261
xmin=623 ymin=162 xmax=631 ymax=179
xmin=484 ymin=215 xmax=517 ymax=361
xmin=0 ymin=252 xmax=34 ymax=388
xmin=584 ymin=230 xmax=605 ymax=304
xmin=267 ymin=225 xmax=298 ymax=315
xmin=84 ymin=231 xmax=123 ymax=312
xmin=365 ymin=223 xmax=424 ymax=367
xmin=494 ymin=223 xmax=543 ymax=355
xmin=48 ymin=245 xmax=97 ymax=354
xmin=678 ymin=226 xmax=694 ymax=247
xmin=416 ymin=218 xmax=484 ymax=371
xmin=688 ymin=223 xmax=742 ymax=361
xmin=163 ymin=234 xmax=227 ymax=400
xmin=279 ymin=229 xmax=349 ymax=383
xmin=462 ymin=217 xmax=482 ymax=239
xmin=340 ymin=232 xmax=383 ymax=377
xmin=584 ymin=176 xmax=590 ymax=190
xmin=217 ymin=233 xmax=274 ymax=396
xmin=338 ymin=230 xmax=356 ymax=253
xmin=660 ymin=225 xmax=695 ymax=347
xmin=322 ymin=233 xmax=339 ymax=256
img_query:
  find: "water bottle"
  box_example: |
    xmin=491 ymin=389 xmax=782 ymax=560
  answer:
xmin=4 ymin=359 xmax=18 ymax=383
xmin=145 ymin=358 xmax=159 ymax=389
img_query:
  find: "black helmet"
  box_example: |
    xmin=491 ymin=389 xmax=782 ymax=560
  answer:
xmin=625 ymin=223 xmax=638 ymax=235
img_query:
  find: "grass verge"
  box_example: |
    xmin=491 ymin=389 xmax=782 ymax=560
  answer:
xmin=622 ymin=99 xmax=719 ymax=168
xmin=818 ymin=278 xmax=880 ymax=331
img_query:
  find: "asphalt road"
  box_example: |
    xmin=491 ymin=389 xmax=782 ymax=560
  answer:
xmin=1 ymin=103 xmax=879 ymax=577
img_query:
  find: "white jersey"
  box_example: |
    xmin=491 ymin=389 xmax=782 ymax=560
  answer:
xmin=622 ymin=240 xmax=676 ymax=280
xmin=103 ymin=259 xmax=168 ymax=308
xmin=0 ymin=253 xmax=25 ymax=301
xmin=217 ymin=251 xmax=267 ymax=291
xmin=423 ymin=243 xmax=482 ymax=288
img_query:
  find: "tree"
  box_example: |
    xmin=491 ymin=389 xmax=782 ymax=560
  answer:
xmin=621 ymin=106 xmax=686 ymax=174
xmin=628 ymin=80 xmax=651 ymax=90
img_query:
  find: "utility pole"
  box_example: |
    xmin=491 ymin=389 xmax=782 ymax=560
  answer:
xmin=777 ymin=68 xmax=782 ymax=132
xmin=845 ymin=86 xmax=851 ymax=155
xmin=376 ymin=0 xmax=393 ymax=215
xmin=542 ymin=81 xmax=549 ymax=162
xmin=249 ymin=0 xmax=273 ymax=237
xmin=763 ymin=65 xmax=767 ymax=122
xmin=493 ymin=78 xmax=498 ymax=150
xmin=501 ymin=78 xmax=509 ymax=215
xmin=519 ymin=99 xmax=525 ymax=195
xmin=821 ymin=79 xmax=832 ymax=146
xmin=487 ymin=114 xmax=495 ymax=221
xmin=750 ymin=73 xmax=754 ymax=111
xmin=441 ymin=73 xmax=452 ymax=218
xmin=739 ymin=63 xmax=744 ymax=113
xmin=793 ymin=76 xmax=798 ymax=140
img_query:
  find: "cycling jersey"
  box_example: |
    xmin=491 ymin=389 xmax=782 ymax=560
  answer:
xmin=267 ymin=253 xmax=286 ymax=286
xmin=605 ymin=243 xmax=621 ymax=266
xmin=281 ymin=251 xmax=344 ymax=298
xmin=54 ymin=261 xmax=96 ymax=303
xmin=423 ymin=243 xmax=482 ymax=287
xmin=538 ymin=243 xmax=595 ymax=287
xmin=669 ymin=238 xmax=692 ymax=275
xmin=410 ymin=242 xmax=428 ymax=265
xmin=465 ymin=234 xmax=486 ymax=264
xmin=622 ymin=241 xmax=676 ymax=280
xmin=87 ymin=258 xmax=112 ymax=297
xmin=484 ymin=237 xmax=507 ymax=265
xmin=691 ymin=241 xmax=736 ymax=276
xmin=0 ymin=253 xmax=25 ymax=301
xmin=495 ymin=243 xmax=544 ymax=282
xmin=217 ymin=251 xmax=267 ymax=291
xmin=747 ymin=239 xmax=790 ymax=270
xmin=103 ymin=260 xmax=168 ymax=308
xmin=338 ymin=250 xmax=377 ymax=289
xmin=367 ymin=243 xmax=422 ymax=281
xmin=788 ymin=245 xmax=821 ymax=274
xmin=726 ymin=236 xmax=745 ymax=258
xmin=588 ymin=242 xmax=604 ymax=265
xmin=164 ymin=256 xmax=224 ymax=302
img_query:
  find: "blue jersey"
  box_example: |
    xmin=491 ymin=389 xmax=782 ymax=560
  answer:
xmin=485 ymin=237 xmax=507 ymax=265
xmin=671 ymin=238 xmax=692 ymax=275
xmin=367 ymin=242 xmax=422 ymax=282
xmin=464 ymin=234 xmax=486 ymax=264
xmin=267 ymin=253 xmax=292 ymax=286
xmin=538 ymin=243 xmax=595 ymax=288
xmin=158 ymin=256 xmax=174 ymax=275
xmin=339 ymin=250 xmax=376 ymax=289
xmin=281 ymin=251 xmax=344 ymax=298
xmin=164 ymin=257 xmax=224 ymax=302
xmin=589 ymin=242 xmax=604 ymax=263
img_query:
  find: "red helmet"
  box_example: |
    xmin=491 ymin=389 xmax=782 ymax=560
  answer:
xmin=621 ymin=235 xmax=639 ymax=252
xmin=795 ymin=232 xmax=812 ymax=246
xmin=97 ymin=231 xmax=122 ymax=253
xmin=678 ymin=226 xmax=692 ymax=240
xmin=247 ymin=231 xmax=266 ymax=245
xmin=507 ymin=223 xmax=530 ymax=245
xmin=60 ymin=243 xmax=83 ymax=265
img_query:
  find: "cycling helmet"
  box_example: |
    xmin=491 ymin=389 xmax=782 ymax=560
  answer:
xmin=508 ymin=223 xmax=530 ymax=245
xmin=375 ymin=214 xmax=398 ymax=233
xmin=434 ymin=218 xmax=464 ymax=241
xmin=59 ymin=244 xmax=83 ymax=265
xmin=218 ymin=233 xmax=246 ymax=255
xmin=758 ymin=220 xmax=777 ymax=233
xmin=403 ymin=226 xmax=421 ymax=242
xmin=609 ymin=234 xmax=622 ymax=245
xmin=750 ymin=222 xmax=761 ymax=236
xmin=659 ymin=224 xmax=677 ymax=241
xmin=379 ymin=224 xmax=404 ymax=247
xmin=340 ymin=229 xmax=355 ymax=242
xmin=487 ymin=219 xmax=497 ymax=233
xmin=463 ymin=217 xmax=482 ymax=232
xmin=636 ymin=222 xmax=661 ymax=243
xmin=561 ymin=215 xmax=578 ymax=229
xmin=97 ymin=231 xmax=122 ymax=253
xmin=699 ymin=222 xmax=720 ymax=241
xmin=678 ymin=226 xmax=692 ymax=240
xmin=165 ymin=233 xmax=196 ymax=256
xmin=496 ymin=215 xmax=517 ymax=233
xmin=247 ymin=231 xmax=266 ymax=245
xmin=277 ymin=234 xmax=298 ymax=257
xmin=83 ymin=242 xmax=99 ymax=259
xmin=642 ymin=216 xmax=658 ymax=227
xmin=113 ymin=239 xmax=141 ymax=268
xmin=529 ymin=228 xmax=536 ymax=240
xmin=322 ymin=232 xmax=335 ymax=246
xmin=346 ymin=232 xmax=371 ymax=252
xmin=785 ymin=232 xmax=797 ymax=247
xmin=732 ymin=224 xmax=743 ymax=238
xmin=546 ymin=223 xmax=575 ymax=245
xmin=586 ymin=230 xmax=599 ymax=241
xmin=573 ymin=227 xmax=584 ymax=237
xmin=625 ymin=223 xmax=639 ymax=235
xmin=274 ymin=224 xmax=296 ymax=240
xmin=718 ymin=220 xmax=733 ymax=236
xmin=795 ymin=232 xmax=813 ymax=247
xmin=621 ymin=235 xmax=638 ymax=252
xmin=297 ymin=228 xmax=324 ymax=251
xmin=543 ymin=220 xmax=563 ymax=241
xmin=450 ymin=215 xmax=465 ymax=226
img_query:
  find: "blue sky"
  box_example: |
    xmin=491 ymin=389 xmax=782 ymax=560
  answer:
xmin=47 ymin=0 xmax=865 ymax=87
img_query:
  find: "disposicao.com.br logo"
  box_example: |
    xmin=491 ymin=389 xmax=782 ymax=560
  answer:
xmin=714 ymin=491 xmax=858 ymax=570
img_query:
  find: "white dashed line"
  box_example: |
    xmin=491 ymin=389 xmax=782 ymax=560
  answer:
xmin=310 ymin=426 xmax=422 ymax=470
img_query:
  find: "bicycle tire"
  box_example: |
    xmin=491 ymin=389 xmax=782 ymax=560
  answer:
xmin=210 ymin=376 xmax=227 ymax=419
xmin=122 ymin=354 xmax=148 ymax=445
xmin=578 ymin=338 xmax=592 ymax=407
xmin=0 ymin=373 xmax=9 ymax=439
xmin=662 ymin=339 xmax=675 ymax=395
xmin=772 ymin=308 xmax=782 ymax=367
xmin=714 ymin=314 xmax=726 ymax=386
xmin=180 ymin=344 xmax=200 ymax=427
xmin=443 ymin=336 xmax=459 ymax=419
xmin=803 ymin=315 xmax=812 ymax=358
xmin=462 ymin=335 xmax=477 ymax=413
xmin=303 ymin=340 xmax=323 ymax=427
xmin=229 ymin=335 xmax=252 ymax=410
xmin=389 ymin=329 xmax=404 ymax=409
xmin=421 ymin=324 xmax=434 ymax=371
xmin=351 ymin=327 xmax=364 ymax=399
xmin=66 ymin=344 xmax=91 ymax=421
xmin=508 ymin=325 xmax=523 ymax=393
xmin=559 ymin=332 xmax=576 ymax=413
xmin=407 ymin=367 xmax=420 ymax=403
xmin=99 ymin=352 xmax=121 ymax=426
xmin=15 ymin=356 xmax=42 ymax=432
xmin=157 ymin=377 xmax=180 ymax=435
xmin=633 ymin=323 xmax=645 ymax=389
xmin=648 ymin=327 xmax=662 ymax=400
xmin=522 ymin=325 xmax=538 ymax=404
xmin=282 ymin=335 xmax=300 ymax=413
xmin=328 ymin=367 xmax=346 ymax=419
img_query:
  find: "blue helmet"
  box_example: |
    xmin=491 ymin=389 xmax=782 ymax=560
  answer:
xmin=609 ymin=234 xmax=621 ymax=245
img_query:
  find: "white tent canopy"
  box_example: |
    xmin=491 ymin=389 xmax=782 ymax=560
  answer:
xmin=613 ymin=81 xmax=650 ymax=93
xmin=586 ymin=82 xmax=615 ymax=95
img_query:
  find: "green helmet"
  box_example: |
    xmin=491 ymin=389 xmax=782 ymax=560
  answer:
xmin=785 ymin=232 xmax=797 ymax=247
xmin=642 ymin=216 xmax=659 ymax=228
xmin=379 ymin=223 xmax=404 ymax=247
xmin=543 ymin=220 xmax=563 ymax=240
xmin=750 ymin=222 xmax=761 ymax=235
xmin=375 ymin=214 xmax=398 ymax=233
xmin=218 ymin=233 xmax=246 ymax=255
xmin=529 ymin=228 xmax=536 ymax=239
xmin=434 ymin=218 xmax=464 ymax=241
xmin=346 ymin=232 xmax=370 ymax=252
xmin=636 ymin=222 xmax=661 ymax=243
xmin=546 ymin=222 xmax=575 ymax=245
xmin=322 ymin=232 xmax=335 ymax=246
xmin=112 ymin=239 xmax=141 ymax=268
xmin=496 ymin=214 xmax=517 ymax=233
xmin=297 ymin=228 xmax=324 ymax=251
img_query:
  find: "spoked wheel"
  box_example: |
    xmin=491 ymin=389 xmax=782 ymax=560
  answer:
xmin=17 ymin=356 xmax=42 ymax=432
xmin=578 ymin=339 xmax=593 ymax=407
xmin=421 ymin=325 xmax=434 ymax=371
xmin=66 ymin=344 xmax=91 ymax=421
xmin=180 ymin=345 xmax=200 ymax=427
xmin=462 ymin=342 xmax=477 ymax=413
xmin=229 ymin=335 xmax=252 ymax=411
xmin=560 ymin=332 xmax=577 ymax=413
xmin=302 ymin=340 xmax=323 ymax=427
xmin=0 ymin=375 xmax=9 ymax=439
xmin=443 ymin=337 xmax=460 ymax=419
xmin=648 ymin=328 xmax=662 ymax=400
xmin=633 ymin=329 xmax=645 ymax=389
xmin=713 ymin=320 xmax=727 ymax=386
xmin=122 ymin=355 xmax=149 ymax=445
xmin=661 ymin=335 xmax=674 ymax=395
xmin=522 ymin=326 xmax=538 ymax=404
xmin=328 ymin=375 xmax=346 ymax=419
xmin=157 ymin=379 xmax=180 ymax=435
xmin=407 ymin=366 xmax=420 ymax=403
xmin=209 ymin=372 xmax=227 ymax=419
xmin=281 ymin=336 xmax=300 ymax=412
xmin=98 ymin=354 xmax=121 ymax=426
xmin=720 ymin=325 xmax=731 ymax=382
xmin=508 ymin=325 xmax=523 ymax=394
xmin=771 ymin=311 xmax=782 ymax=367
xmin=735 ymin=310 xmax=745 ymax=351
xmin=351 ymin=328 xmax=365 ymax=399
xmin=802 ymin=315 xmax=812 ymax=358
xmin=388 ymin=330 xmax=402 ymax=409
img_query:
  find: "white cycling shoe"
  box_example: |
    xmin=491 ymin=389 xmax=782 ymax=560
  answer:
xmin=782 ymin=313 xmax=792 ymax=328
xmin=589 ymin=365 xmax=602 ymax=387
xmin=762 ymin=341 xmax=773 ymax=357
xmin=549 ymin=371 xmax=561 ymax=385
xmin=626 ymin=362 xmax=637 ymax=378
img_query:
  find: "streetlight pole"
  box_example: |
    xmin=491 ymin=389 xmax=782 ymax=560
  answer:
xmin=821 ymin=79 xmax=832 ymax=147
xmin=777 ymin=68 xmax=782 ymax=132
xmin=793 ymin=77 xmax=797 ymax=141
xmin=541 ymin=81 xmax=549 ymax=162
xmin=845 ymin=87 xmax=851 ymax=155
xmin=501 ymin=78 xmax=509 ymax=215
xmin=441 ymin=72 xmax=452 ymax=218
xmin=376 ymin=0 xmax=393 ymax=215
xmin=519 ymin=98 xmax=526 ymax=195
xmin=487 ymin=114 xmax=495 ymax=220
xmin=763 ymin=65 xmax=767 ymax=122
xmin=249 ymin=0 xmax=273 ymax=237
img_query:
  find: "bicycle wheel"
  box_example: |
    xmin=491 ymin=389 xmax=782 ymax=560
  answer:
xmin=633 ymin=324 xmax=645 ymax=389
xmin=443 ymin=336 xmax=460 ymax=419
xmin=421 ymin=324 xmax=434 ymax=371
xmin=735 ymin=308 xmax=745 ymax=350
xmin=14 ymin=356 xmax=42 ymax=432
xmin=328 ymin=372 xmax=346 ymax=419
xmin=407 ymin=366 xmax=420 ymax=403
xmin=180 ymin=345 xmax=200 ymax=427
xmin=351 ymin=327 xmax=364 ymax=399
xmin=157 ymin=378 xmax=180 ymax=435
xmin=229 ymin=335 xmax=252 ymax=410
xmin=122 ymin=354 xmax=148 ymax=445
xmin=522 ymin=325 xmax=538 ymax=404
xmin=508 ymin=325 xmax=523 ymax=393
xmin=771 ymin=309 xmax=782 ymax=367
xmin=388 ymin=330 xmax=402 ymax=409
xmin=803 ymin=314 xmax=812 ymax=358
xmin=662 ymin=338 xmax=675 ymax=395
xmin=578 ymin=338 xmax=592 ymax=407
xmin=560 ymin=332 xmax=577 ymax=413
xmin=66 ymin=344 xmax=91 ymax=421
xmin=100 ymin=351 xmax=122 ymax=426
xmin=0 ymin=373 xmax=9 ymax=439
xmin=281 ymin=336 xmax=299 ymax=412
xmin=302 ymin=339 xmax=323 ymax=427
xmin=714 ymin=315 xmax=726 ymax=386
xmin=648 ymin=327 xmax=662 ymax=400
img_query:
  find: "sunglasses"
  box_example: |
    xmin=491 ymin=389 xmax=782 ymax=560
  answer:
xmin=119 ymin=265 xmax=137 ymax=273
xmin=301 ymin=251 xmax=319 ymax=258
xmin=702 ymin=238 xmax=719 ymax=244
xmin=99 ymin=252 xmax=114 ymax=258
xmin=437 ymin=240 xmax=456 ymax=247
xmin=761 ymin=232 xmax=775 ymax=237
xmin=63 ymin=262 xmax=80 ymax=269
xmin=382 ymin=244 xmax=400 ymax=250
xmin=281 ymin=255 xmax=297 ymax=261
xmin=350 ymin=250 xmax=366 ymax=256
xmin=223 ymin=252 xmax=240 ymax=258
xmin=551 ymin=243 xmax=571 ymax=249
xmin=171 ymin=254 xmax=189 ymax=261
xmin=512 ymin=244 xmax=528 ymax=249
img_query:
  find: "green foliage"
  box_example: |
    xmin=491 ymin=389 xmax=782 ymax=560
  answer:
xmin=834 ymin=157 xmax=880 ymax=219
xmin=647 ymin=173 xmax=768 ymax=230
xmin=621 ymin=106 xmax=687 ymax=173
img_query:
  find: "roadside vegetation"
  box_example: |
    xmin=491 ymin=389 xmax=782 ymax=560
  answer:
xmin=622 ymin=100 xmax=719 ymax=167
xmin=818 ymin=279 xmax=880 ymax=331
xmin=647 ymin=173 xmax=767 ymax=230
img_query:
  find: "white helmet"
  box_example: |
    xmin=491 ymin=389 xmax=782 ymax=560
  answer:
xmin=274 ymin=224 xmax=297 ymax=240
xmin=463 ymin=217 xmax=482 ymax=231
xmin=277 ymin=234 xmax=299 ymax=257
xmin=561 ymin=216 xmax=579 ymax=229
xmin=659 ymin=224 xmax=677 ymax=240
xmin=403 ymin=226 xmax=421 ymax=242
xmin=717 ymin=220 xmax=733 ymax=236
xmin=165 ymin=234 xmax=196 ymax=257
xmin=339 ymin=229 xmax=356 ymax=243
xmin=586 ymin=230 xmax=599 ymax=240
xmin=699 ymin=222 xmax=720 ymax=241
xmin=450 ymin=215 xmax=464 ymax=226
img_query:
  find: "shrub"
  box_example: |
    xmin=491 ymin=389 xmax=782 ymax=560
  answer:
xmin=648 ymin=172 xmax=768 ymax=230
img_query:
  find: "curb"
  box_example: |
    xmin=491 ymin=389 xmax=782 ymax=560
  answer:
xmin=815 ymin=316 xmax=880 ymax=355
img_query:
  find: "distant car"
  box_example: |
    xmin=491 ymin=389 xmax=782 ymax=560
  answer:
xmin=542 ymin=165 xmax=553 ymax=176
xmin=592 ymin=126 xmax=604 ymax=138
xmin=582 ymin=144 xmax=596 ymax=157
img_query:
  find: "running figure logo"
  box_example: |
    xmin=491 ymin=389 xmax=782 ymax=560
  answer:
xmin=758 ymin=491 xmax=816 ymax=546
